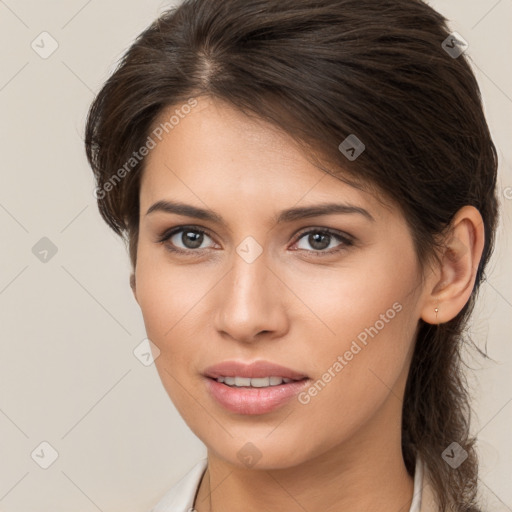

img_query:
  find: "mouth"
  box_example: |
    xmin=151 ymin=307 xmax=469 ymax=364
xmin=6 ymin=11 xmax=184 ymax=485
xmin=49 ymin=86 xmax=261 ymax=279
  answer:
xmin=208 ymin=375 xmax=308 ymax=388
xmin=202 ymin=360 xmax=311 ymax=414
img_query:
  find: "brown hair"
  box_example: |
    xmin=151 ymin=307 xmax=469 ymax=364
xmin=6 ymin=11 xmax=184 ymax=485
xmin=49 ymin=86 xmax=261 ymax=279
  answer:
xmin=85 ymin=0 xmax=499 ymax=509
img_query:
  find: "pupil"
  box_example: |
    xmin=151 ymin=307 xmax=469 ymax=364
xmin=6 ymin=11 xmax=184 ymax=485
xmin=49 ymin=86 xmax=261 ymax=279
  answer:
xmin=310 ymin=233 xmax=329 ymax=250
xmin=183 ymin=231 xmax=203 ymax=249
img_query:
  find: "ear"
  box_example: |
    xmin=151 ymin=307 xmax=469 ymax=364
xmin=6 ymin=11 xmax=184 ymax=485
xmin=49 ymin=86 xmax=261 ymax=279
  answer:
xmin=420 ymin=206 xmax=485 ymax=324
xmin=130 ymin=272 xmax=138 ymax=303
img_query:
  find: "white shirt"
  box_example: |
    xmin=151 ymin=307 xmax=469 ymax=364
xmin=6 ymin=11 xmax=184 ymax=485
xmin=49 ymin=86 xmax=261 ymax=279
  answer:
xmin=150 ymin=456 xmax=426 ymax=512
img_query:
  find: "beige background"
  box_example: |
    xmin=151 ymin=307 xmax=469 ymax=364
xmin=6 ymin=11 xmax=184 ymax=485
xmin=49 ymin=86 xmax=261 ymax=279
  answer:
xmin=0 ymin=0 xmax=511 ymax=510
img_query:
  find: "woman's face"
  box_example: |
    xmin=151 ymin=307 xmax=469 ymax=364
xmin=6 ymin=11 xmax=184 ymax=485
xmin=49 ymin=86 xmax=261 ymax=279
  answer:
xmin=133 ymin=96 xmax=427 ymax=468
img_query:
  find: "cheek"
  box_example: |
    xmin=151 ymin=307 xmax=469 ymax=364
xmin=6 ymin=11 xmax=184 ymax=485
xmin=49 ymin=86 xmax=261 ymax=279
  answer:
xmin=287 ymin=247 xmax=418 ymax=348
xmin=134 ymin=244 xmax=201 ymax=340
xmin=285 ymin=248 xmax=420 ymax=424
xmin=134 ymin=258 xmax=208 ymax=419
xmin=133 ymin=248 xmax=219 ymax=390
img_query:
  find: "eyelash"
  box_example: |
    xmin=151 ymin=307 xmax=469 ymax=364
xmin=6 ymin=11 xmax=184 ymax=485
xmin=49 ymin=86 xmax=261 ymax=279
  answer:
xmin=156 ymin=225 xmax=354 ymax=258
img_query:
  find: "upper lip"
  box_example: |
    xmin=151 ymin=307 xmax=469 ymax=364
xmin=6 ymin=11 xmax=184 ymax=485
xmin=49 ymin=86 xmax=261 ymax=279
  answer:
xmin=203 ymin=360 xmax=309 ymax=380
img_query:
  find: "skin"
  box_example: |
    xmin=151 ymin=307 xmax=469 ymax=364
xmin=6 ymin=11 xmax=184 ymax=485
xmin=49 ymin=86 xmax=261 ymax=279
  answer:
xmin=131 ymin=96 xmax=485 ymax=512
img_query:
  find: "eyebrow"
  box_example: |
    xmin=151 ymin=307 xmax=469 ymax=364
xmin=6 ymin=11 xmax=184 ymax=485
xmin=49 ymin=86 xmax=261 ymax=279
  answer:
xmin=145 ymin=199 xmax=375 ymax=224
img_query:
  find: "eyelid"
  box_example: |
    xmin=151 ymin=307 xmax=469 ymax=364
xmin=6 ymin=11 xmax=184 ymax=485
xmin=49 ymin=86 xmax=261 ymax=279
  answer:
xmin=156 ymin=224 xmax=210 ymax=240
xmin=293 ymin=226 xmax=354 ymax=243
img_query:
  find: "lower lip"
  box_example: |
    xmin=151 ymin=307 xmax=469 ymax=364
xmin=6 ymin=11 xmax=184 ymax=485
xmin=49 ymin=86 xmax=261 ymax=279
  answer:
xmin=205 ymin=377 xmax=310 ymax=415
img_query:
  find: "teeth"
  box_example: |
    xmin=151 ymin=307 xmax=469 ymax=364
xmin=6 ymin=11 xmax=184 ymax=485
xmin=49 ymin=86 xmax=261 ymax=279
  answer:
xmin=216 ymin=376 xmax=295 ymax=387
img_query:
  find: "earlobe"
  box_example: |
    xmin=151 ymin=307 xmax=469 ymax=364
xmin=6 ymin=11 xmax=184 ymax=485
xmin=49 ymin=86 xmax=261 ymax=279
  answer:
xmin=420 ymin=206 xmax=485 ymax=325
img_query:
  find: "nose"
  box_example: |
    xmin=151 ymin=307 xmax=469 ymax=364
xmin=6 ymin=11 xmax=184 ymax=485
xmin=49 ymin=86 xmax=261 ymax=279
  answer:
xmin=213 ymin=249 xmax=289 ymax=344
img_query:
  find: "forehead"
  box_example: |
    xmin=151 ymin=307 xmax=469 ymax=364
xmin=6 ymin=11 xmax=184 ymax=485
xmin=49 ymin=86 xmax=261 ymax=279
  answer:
xmin=139 ymin=96 xmax=387 ymax=219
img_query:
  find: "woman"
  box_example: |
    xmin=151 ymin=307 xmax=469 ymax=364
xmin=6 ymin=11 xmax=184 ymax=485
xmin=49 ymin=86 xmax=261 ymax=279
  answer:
xmin=85 ymin=0 xmax=499 ymax=510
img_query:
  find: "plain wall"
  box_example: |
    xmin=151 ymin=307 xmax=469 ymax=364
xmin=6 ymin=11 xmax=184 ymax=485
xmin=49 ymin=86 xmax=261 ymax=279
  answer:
xmin=0 ymin=0 xmax=510 ymax=510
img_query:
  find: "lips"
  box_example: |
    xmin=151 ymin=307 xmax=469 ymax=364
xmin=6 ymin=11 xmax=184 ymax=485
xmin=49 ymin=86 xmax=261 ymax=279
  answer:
xmin=203 ymin=360 xmax=309 ymax=381
xmin=203 ymin=360 xmax=311 ymax=414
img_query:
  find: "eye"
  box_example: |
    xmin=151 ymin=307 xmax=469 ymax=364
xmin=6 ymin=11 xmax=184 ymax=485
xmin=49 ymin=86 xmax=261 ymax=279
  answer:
xmin=156 ymin=226 xmax=217 ymax=253
xmin=292 ymin=228 xmax=353 ymax=256
xmin=156 ymin=225 xmax=354 ymax=257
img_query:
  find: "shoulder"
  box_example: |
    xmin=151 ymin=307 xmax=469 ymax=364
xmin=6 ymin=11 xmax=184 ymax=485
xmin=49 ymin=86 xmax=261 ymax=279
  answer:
xmin=149 ymin=457 xmax=208 ymax=512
